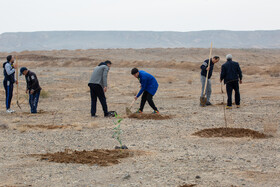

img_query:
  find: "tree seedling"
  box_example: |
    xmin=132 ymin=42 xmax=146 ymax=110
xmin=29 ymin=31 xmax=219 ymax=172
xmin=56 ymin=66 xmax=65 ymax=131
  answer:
xmin=112 ymin=112 xmax=128 ymax=149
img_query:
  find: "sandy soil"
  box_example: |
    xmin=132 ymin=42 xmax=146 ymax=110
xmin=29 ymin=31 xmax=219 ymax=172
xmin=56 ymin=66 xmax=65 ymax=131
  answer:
xmin=0 ymin=48 xmax=279 ymax=187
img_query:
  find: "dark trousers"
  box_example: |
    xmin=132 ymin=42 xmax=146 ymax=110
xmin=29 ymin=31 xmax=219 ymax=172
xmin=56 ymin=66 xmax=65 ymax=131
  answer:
xmin=226 ymin=80 xmax=240 ymax=106
xmin=140 ymin=91 xmax=158 ymax=111
xmin=29 ymin=90 xmax=40 ymax=113
xmin=3 ymin=80 xmax=14 ymax=110
xmin=88 ymin=83 xmax=108 ymax=116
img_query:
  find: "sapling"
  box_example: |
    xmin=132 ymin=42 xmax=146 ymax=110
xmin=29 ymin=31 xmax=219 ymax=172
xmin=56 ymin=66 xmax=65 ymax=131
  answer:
xmin=112 ymin=112 xmax=127 ymax=149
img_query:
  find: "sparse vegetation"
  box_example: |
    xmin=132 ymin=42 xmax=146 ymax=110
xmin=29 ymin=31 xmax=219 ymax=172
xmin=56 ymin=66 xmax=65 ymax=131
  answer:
xmin=40 ymin=89 xmax=50 ymax=98
xmin=112 ymin=113 xmax=124 ymax=147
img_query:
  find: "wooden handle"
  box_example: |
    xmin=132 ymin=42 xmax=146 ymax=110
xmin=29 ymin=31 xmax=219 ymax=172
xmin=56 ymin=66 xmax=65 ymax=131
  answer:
xmin=129 ymin=100 xmax=135 ymax=109
xmin=16 ymin=55 xmax=19 ymax=100
xmin=203 ymin=42 xmax=213 ymax=96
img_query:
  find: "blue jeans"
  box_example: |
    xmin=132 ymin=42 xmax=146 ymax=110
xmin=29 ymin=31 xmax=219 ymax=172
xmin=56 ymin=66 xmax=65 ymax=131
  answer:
xmin=3 ymin=80 xmax=14 ymax=110
xmin=200 ymin=75 xmax=212 ymax=102
xmin=29 ymin=90 xmax=40 ymax=113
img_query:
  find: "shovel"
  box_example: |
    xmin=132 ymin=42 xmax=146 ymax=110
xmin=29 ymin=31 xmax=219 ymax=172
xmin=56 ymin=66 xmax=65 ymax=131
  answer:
xmin=125 ymin=100 xmax=136 ymax=115
xmin=16 ymin=55 xmax=21 ymax=109
xmin=200 ymin=42 xmax=213 ymax=107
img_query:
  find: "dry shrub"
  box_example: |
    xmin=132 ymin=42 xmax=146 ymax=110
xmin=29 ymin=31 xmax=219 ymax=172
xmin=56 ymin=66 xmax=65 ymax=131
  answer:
xmin=40 ymin=90 xmax=50 ymax=98
xmin=266 ymin=65 xmax=280 ymax=77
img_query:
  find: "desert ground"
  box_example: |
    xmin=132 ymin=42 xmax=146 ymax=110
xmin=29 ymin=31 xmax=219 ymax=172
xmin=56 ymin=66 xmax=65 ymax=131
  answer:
xmin=0 ymin=48 xmax=280 ymax=187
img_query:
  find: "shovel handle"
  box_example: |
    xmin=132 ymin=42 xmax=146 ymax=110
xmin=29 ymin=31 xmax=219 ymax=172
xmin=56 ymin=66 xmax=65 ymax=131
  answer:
xmin=129 ymin=100 xmax=136 ymax=109
xmin=203 ymin=42 xmax=213 ymax=96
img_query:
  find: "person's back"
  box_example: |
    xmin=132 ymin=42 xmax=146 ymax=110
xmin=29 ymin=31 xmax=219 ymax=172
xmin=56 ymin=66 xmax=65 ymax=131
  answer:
xmin=138 ymin=70 xmax=158 ymax=96
xmin=221 ymin=59 xmax=242 ymax=84
xmin=89 ymin=65 xmax=109 ymax=88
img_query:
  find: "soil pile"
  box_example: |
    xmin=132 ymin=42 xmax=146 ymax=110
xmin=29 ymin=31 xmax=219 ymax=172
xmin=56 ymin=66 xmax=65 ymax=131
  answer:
xmin=128 ymin=113 xmax=171 ymax=120
xmin=21 ymin=124 xmax=74 ymax=130
xmin=193 ymin=128 xmax=267 ymax=139
xmin=179 ymin=184 xmax=196 ymax=187
xmin=33 ymin=149 xmax=139 ymax=166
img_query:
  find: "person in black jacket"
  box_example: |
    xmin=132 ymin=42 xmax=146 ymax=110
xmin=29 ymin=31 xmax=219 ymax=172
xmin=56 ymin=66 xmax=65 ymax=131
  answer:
xmin=3 ymin=55 xmax=18 ymax=113
xmin=200 ymin=56 xmax=220 ymax=105
xmin=20 ymin=67 xmax=42 ymax=113
xmin=220 ymin=54 xmax=243 ymax=109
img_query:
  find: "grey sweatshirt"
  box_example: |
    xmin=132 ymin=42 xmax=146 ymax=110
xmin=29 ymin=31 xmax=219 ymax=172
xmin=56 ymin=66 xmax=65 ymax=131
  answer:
xmin=89 ymin=65 xmax=109 ymax=88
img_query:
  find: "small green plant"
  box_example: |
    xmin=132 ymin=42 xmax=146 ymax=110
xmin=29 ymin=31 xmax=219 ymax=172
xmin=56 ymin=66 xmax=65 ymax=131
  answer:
xmin=112 ymin=112 xmax=123 ymax=147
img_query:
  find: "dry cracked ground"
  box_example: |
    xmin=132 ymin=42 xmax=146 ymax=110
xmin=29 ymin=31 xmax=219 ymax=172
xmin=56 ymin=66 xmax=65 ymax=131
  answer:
xmin=0 ymin=48 xmax=280 ymax=187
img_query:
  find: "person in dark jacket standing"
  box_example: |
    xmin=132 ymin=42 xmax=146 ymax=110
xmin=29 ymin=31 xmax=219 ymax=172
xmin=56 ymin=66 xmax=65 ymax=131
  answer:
xmin=220 ymin=54 xmax=243 ymax=109
xmin=200 ymin=56 xmax=220 ymax=106
xmin=88 ymin=60 xmax=113 ymax=117
xmin=131 ymin=68 xmax=159 ymax=114
xmin=3 ymin=55 xmax=18 ymax=113
xmin=20 ymin=67 xmax=42 ymax=113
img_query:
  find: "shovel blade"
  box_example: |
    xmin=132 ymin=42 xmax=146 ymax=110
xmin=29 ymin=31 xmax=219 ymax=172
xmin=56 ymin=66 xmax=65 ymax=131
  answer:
xmin=125 ymin=107 xmax=132 ymax=115
xmin=200 ymin=96 xmax=207 ymax=107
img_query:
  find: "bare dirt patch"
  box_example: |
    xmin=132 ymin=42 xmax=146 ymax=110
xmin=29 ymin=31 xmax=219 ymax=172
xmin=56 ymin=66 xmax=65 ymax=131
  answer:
xmin=32 ymin=149 xmax=143 ymax=166
xmin=128 ymin=113 xmax=171 ymax=120
xmin=193 ymin=128 xmax=268 ymax=139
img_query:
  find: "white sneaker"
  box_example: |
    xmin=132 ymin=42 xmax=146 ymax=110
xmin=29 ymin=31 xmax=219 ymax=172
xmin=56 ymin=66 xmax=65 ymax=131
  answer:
xmin=6 ymin=109 xmax=15 ymax=113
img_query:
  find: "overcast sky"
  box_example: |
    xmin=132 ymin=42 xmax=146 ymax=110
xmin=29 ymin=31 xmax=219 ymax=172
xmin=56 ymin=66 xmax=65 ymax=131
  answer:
xmin=0 ymin=0 xmax=279 ymax=34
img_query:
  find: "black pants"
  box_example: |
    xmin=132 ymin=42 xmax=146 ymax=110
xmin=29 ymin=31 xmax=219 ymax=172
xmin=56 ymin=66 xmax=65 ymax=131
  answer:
xmin=226 ymin=80 xmax=240 ymax=106
xmin=88 ymin=83 xmax=108 ymax=116
xmin=140 ymin=91 xmax=158 ymax=111
xmin=3 ymin=80 xmax=14 ymax=110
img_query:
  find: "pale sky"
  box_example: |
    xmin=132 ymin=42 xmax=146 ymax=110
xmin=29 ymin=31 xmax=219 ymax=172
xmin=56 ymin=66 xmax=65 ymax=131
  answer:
xmin=0 ymin=0 xmax=279 ymax=34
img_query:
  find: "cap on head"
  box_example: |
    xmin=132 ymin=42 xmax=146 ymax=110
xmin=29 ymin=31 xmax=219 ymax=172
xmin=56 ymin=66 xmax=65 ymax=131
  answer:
xmin=131 ymin=68 xmax=139 ymax=75
xmin=226 ymin=54 xmax=232 ymax=60
xmin=20 ymin=67 xmax=28 ymax=76
xmin=6 ymin=55 xmax=12 ymax=62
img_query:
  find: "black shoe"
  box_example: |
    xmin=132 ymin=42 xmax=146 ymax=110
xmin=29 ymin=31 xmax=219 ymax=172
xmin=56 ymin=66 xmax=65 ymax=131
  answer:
xmin=91 ymin=115 xmax=98 ymax=118
xmin=105 ymin=111 xmax=116 ymax=117
xmin=206 ymin=102 xmax=212 ymax=106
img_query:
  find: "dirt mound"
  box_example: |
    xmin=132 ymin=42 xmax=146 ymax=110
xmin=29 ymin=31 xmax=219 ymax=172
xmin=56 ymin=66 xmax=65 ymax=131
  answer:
xmin=21 ymin=124 xmax=74 ymax=130
xmin=32 ymin=149 xmax=142 ymax=166
xmin=128 ymin=113 xmax=171 ymax=120
xmin=179 ymin=184 xmax=196 ymax=187
xmin=193 ymin=128 xmax=267 ymax=139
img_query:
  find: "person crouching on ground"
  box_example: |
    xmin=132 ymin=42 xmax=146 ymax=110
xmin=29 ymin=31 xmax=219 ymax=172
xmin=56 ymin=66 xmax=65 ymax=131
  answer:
xmin=3 ymin=55 xmax=18 ymax=113
xmin=131 ymin=68 xmax=159 ymax=114
xmin=88 ymin=60 xmax=114 ymax=118
xmin=220 ymin=54 xmax=243 ymax=109
xmin=20 ymin=67 xmax=42 ymax=114
xmin=200 ymin=56 xmax=220 ymax=106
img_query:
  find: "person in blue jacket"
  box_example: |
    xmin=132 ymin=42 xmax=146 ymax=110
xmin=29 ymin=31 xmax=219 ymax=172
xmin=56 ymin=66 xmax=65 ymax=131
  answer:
xmin=220 ymin=54 xmax=243 ymax=109
xmin=131 ymin=68 xmax=159 ymax=114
